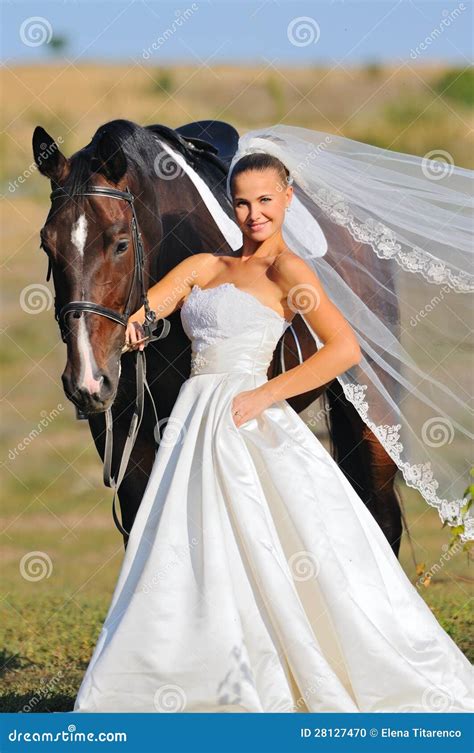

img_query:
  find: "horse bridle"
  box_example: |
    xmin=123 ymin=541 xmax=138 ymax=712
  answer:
xmin=47 ymin=183 xmax=170 ymax=539
xmin=48 ymin=184 xmax=158 ymax=339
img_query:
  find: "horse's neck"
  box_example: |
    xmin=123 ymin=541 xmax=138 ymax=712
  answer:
xmin=150 ymin=173 xmax=233 ymax=282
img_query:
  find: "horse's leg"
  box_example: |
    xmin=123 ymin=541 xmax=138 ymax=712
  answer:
xmin=326 ymin=379 xmax=403 ymax=557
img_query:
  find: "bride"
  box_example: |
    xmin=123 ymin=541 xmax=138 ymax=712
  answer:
xmin=73 ymin=133 xmax=473 ymax=713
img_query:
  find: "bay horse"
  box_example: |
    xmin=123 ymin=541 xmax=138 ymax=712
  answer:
xmin=32 ymin=119 xmax=402 ymax=554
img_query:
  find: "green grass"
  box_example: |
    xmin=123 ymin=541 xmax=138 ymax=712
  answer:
xmin=434 ymin=67 xmax=474 ymax=108
xmin=1 ymin=596 xmax=107 ymax=712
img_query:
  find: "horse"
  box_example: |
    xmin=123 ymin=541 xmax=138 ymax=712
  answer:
xmin=32 ymin=118 xmax=403 ymax=555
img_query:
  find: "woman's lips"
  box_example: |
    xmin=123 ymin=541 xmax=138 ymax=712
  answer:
xmin=248 ymin=221 xmax=269 ymax=231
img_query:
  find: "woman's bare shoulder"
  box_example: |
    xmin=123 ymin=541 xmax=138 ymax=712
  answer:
xmin=175 ymin=252 xmax=221 ymax=286
xmin=274 ymin=249 xmax=319 ymax=289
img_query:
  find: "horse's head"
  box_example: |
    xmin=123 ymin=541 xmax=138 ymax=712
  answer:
xmin=32 ymin=120 xmax=160 ymax=414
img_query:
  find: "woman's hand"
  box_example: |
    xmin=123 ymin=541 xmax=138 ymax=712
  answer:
xmin=230 ymin=386 xmax=273 ymax=428
xmin=124 ymin=320 xmax=147 ymax=352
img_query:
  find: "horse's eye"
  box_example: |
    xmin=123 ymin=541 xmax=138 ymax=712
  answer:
xmin=115 ymin=239 xmax=129 ymax=255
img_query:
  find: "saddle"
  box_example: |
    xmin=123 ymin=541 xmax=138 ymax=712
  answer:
xmin=175 ymin=119 xmax=239 ymax=167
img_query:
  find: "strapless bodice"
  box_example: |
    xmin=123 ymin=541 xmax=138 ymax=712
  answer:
xmin=180 ymin=283 xmax=292 ymax=377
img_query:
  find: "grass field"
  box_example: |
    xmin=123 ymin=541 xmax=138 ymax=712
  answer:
xmin=1 ymin=63 xmax=473 ymax=712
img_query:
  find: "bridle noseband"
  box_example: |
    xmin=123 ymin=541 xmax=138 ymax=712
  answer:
xmin=48 ymin=184 xmax=157 ymax=340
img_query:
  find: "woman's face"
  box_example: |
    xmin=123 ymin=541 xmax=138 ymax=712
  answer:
xmin=231 ymin=168 xmax=292 ymax=241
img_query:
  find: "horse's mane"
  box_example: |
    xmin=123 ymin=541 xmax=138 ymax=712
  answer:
xmin=64 ymin=119 xmax=228 ymax=197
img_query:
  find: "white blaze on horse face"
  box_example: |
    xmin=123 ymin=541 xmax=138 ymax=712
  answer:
xmin=70 ymin=212 xmax=88 ymax=298
xmin=70 ymin=213 xmax=88 ymax=259
xmin=77 ymin=316 xmax=103 ymax=394
xmin=70 ymin=213 xmax=102 ymax=395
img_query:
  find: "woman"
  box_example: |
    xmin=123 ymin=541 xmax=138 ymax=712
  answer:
xmin=73 ymin=145 xmax=473 ymax=713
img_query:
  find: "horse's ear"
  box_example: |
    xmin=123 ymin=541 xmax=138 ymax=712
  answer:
xmin=95 ymin=130 xmax=128 ymax=183
xmin=32 ymin=126 xmax=69 ymax=183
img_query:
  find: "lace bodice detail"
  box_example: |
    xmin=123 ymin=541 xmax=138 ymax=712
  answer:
xmin=180 ymin=283 xmax=291 ymax=371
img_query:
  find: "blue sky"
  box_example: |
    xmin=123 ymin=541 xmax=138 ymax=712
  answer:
xmin=1 ymin=0 xmax=472 ymax=66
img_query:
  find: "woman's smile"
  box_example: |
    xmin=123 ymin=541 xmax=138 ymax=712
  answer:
xmin=248 ymin=219 xmax=270 ymax=231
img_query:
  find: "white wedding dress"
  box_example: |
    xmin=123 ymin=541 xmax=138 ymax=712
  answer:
xmin=74 ymin=282 xmax=473 ymax=713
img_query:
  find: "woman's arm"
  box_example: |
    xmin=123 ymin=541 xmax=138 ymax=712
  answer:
xmin=259 ymin=255 xmax=362 ymax=404
xmin=125 ymin=253 xmax=214 ymax=349
xmin=128 ymin=252 xmax=215 ymax=325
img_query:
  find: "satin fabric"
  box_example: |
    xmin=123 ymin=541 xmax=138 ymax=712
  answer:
xmin=74 ymin=299 xmax=473 ymax=713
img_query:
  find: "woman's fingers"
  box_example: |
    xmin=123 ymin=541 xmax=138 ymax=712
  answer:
xmin=125 ymin=321 xmax=146 ymax=351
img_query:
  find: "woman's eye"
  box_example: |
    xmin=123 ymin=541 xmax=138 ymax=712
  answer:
xmin=115 ymin=239 xmax=129 ymax=255
xmin=235 ymin=198 xmax=270 ymax=206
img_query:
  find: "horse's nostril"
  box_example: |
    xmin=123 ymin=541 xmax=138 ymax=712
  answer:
xmin=96 ymin=371 xmax=113 ymax=397
xmin=91 ymin=375 xmax=104 ymax=397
